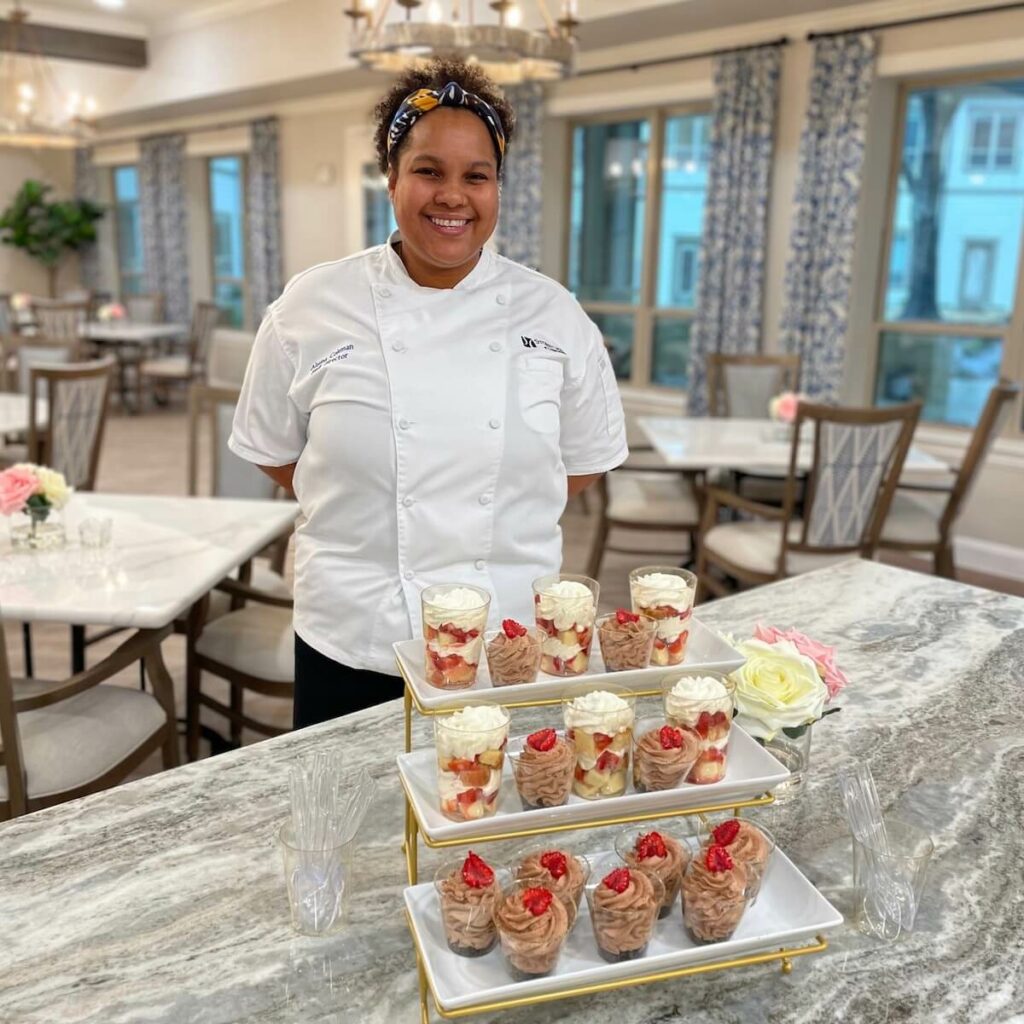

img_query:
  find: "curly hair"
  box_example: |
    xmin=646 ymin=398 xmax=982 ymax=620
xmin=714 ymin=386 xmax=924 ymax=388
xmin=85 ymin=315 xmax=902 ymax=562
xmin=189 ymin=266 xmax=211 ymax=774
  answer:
xmin=372 ymin=57 xmax=516 ymax=177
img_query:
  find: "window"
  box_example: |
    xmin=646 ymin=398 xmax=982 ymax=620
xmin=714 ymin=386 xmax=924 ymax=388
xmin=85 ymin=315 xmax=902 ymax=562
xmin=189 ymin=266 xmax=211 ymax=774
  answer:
xmin=876 ymin=77 xmax=1024 ymax=428
xmin=208 ymin=155 xmax=247 ymax=327
xmin=112 ymin=166 xmax=144 ymax=297
xmin=363 ymin=163 xmax=397 ymax=247
xmin=568 ymin=109 xmax=710 ymax=389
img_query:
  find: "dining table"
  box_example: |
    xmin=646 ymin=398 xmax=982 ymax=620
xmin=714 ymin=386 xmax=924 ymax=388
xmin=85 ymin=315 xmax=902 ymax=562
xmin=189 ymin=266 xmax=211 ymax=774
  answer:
xmin=0 ymin=392 xmax=47 ymax=437
xmin=0 ymin=559 xmax=1018 ymax=1024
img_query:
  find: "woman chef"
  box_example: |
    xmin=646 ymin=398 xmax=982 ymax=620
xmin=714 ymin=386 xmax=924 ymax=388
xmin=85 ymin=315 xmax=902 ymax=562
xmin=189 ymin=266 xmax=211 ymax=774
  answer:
xmin=230 ymin=57 xmax=628 ymax=728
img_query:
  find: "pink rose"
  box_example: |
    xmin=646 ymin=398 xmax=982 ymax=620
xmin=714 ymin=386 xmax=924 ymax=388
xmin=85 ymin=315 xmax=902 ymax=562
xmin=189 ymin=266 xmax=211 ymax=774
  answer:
xmin=773 ymin=392 xmax=800 ymax=423
xmin=753 ymin=623 xmax=849 ymax=702
xmin=0 ymin=466 xmax=41 ymax=516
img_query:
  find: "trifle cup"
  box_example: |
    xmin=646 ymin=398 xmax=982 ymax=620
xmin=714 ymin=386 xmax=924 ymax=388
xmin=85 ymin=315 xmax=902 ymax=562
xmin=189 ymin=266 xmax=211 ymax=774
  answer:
xmin=629 ymin=566 xmax=697 ymax=666
xmin=586 ymin=866 xmax=664 ymax=963
xmin=435 ymin=704 xmax=510 ymax=821
xmin=533 ymin=573 xmax=599 ymax=677
xmin=485 ymin=619 xmax=543 ymax=686
xmin=681 ymin=843 xmax=751 ymax=944
xmin=632 ymin=718 xmax=702 ymax=793
xmin=614 ymin=826 xmax=694 ymax=919
xmin=563 ymin=685 xmax=635 ymax=799
xmin=434 ymin=851 xmax=504 ymax=957
xmin=597 ymin=609 xmax=656 ymax=671
xmin=494 ymin=882 xmax=574 ymax=981
xmin=422 ymin=583 xmax=491 ymax=689
xmin=699 ymin=818 xmax=776 ymax=904
xmin=509 ymin=728 xmax=575 ymax=810
xmin=662 ymin=674 xmax=735 ymax=784
xmin=514 ymin=845 xmax=591 ymax=915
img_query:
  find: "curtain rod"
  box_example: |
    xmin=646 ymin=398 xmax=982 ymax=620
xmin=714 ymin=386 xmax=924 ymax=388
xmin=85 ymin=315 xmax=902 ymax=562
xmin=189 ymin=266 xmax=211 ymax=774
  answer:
xmin=576 ymin=35 xmax=790 ymax=77
xmin=807 ymin=0 xmax=1024 ymax=39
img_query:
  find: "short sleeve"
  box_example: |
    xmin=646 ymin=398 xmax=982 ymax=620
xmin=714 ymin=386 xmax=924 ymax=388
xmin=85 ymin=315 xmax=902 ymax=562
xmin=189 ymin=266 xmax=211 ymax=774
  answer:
xmin=228 ymin=307 xmax=307 ymax=467
xmin=559 ymin=315 xmax=629 ymax=476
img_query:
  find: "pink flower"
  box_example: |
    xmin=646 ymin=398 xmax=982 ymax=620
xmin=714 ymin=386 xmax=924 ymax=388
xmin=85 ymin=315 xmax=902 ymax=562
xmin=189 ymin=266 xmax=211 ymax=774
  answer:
xmin=753 ymin=623 xmax=849 ymax=701
xmin=0 ymin=466 xmax=41 ymax=516
xmin=770 ymin=392 xmax=800 ymax=423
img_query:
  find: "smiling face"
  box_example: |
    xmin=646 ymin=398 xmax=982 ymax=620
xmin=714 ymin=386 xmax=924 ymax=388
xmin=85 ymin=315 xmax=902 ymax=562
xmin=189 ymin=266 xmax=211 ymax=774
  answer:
xmin=388 ymin=107 xmax=500 ymax=288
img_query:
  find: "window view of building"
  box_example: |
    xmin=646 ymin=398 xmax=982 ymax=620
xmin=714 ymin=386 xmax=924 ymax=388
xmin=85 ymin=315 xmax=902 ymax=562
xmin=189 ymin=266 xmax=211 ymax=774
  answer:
xmin=112 ymin=165 xmax=145 ymax=297
xmin=208 ymin=155 xmax=247 ymax=327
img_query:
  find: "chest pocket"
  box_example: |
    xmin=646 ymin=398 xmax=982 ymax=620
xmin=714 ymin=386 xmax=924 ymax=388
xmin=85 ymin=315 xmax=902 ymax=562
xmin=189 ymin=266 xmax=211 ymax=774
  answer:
xmin=517 ymin=360 xmax=563 ymax=434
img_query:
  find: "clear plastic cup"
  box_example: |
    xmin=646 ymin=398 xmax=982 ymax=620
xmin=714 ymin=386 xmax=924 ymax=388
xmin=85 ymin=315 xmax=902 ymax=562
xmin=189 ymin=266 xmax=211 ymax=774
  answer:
xmin=596 ymin=611 xmax=655 ymax=671
xmin=629 ymin=566 xmax=697 ymax=666
xmin=494 ymin=881 xmax=576 ymax=980
xmin=484 ymin=626 xmax=543 ymax=686
xmin=278 ymin=822 xmax=350 ymax=936
xmin=662 ymin=674 xmax=735 ymax=784
xmin=562 ymin=683 xmax=635 ymax=800
xmin=434 ymin=853 xmax=505 ymax=957
xmin=513 ymin=844 xmax=591 ymax=915
xmin=681 ymin=850 xmax=752 ymax=944
xmin=434 ymin=705 xmax=510 ymax=822
xmin=631 ymin=715 xmax=702 ymax=793
xmin=421 ymin=583 xmax=491 ymax=689
xmin=532 ymin=573 xmax=599 ymax=676
xmin=697 ymin=819 xmax=776 ymax=905
xmin=586 ymin=867 xmax=665 ymax=963
xmin=614 ymin=825 xmax=696 ymax=919
xmin=508 ymin=729 xmax=575 ymax=810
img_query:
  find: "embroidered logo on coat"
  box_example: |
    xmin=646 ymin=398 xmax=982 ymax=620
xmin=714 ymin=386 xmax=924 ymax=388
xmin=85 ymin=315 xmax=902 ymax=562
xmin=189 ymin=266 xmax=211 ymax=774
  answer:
xmin=521 ymin=335 xmax=565 ymax=355
xmin=309 ymin=344 xmax=354 ymax=374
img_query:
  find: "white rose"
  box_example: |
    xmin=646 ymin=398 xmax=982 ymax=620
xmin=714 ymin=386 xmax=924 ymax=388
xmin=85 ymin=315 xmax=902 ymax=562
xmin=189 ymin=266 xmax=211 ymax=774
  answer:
xmin=32 ymin=466 xmax=72 ymax=509
xmin=729 ymin=638 xmax=827 ymax=741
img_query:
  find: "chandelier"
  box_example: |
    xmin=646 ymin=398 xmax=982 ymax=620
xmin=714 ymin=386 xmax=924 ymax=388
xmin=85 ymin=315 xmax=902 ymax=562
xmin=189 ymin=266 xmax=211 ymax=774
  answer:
xmin=0 ymin=3 xmax=97 ymax=148
xmin=345 ymin=1 xmax=580 ymax=84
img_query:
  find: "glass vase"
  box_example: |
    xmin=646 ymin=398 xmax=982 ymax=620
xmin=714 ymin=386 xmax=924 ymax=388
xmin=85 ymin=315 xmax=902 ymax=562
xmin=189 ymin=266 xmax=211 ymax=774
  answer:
xmin=761 ymin=724 xmax=812 ymax=804
xmin=9 ymin=505 xmax=66 ymax=551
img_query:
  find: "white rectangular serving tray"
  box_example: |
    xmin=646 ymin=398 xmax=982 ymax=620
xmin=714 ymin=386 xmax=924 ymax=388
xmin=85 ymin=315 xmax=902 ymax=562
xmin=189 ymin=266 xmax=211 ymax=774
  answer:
xmin=395 ymin=616 xmax=744 ymax=711
xmin=405 ymin=844 xmax=843 ymax=1012
xmin=397 ymin=722 xmax=789 ymax=843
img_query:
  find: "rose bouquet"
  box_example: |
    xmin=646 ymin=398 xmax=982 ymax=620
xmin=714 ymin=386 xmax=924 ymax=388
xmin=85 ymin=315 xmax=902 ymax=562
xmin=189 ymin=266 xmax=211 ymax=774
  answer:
xmin=0 ymin=464 xmax=72 ymax=546
xmin=10 ymin=293 xmax=31 ymax=312
xmin=768 ymin=392 xmax=808 ymax=424
xmin=96 ymin=302 xmax=126 ymax=323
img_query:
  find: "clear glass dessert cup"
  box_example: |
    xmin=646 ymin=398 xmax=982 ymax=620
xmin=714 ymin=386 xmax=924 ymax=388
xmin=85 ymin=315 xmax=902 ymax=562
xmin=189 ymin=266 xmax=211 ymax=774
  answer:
xmin=495 ymin=881 xmax=577 ymax=981
xmin=681 ymin=859 xmax=752 ymax=944
xmin=585 ymin=870 xmax=665 ymax=963
xmin=484 ymin=626 xmax=544 ymax=686
xmin=509 ymin=733 xmax=575 ymax=811
xmin=434 ymin=855 xmax=506 ymax=958
xmin=614 ymin=824 xmax=697 ymax=920
xmin=532 ymin=572 xmax=600 ymax=677
xmin=630 ymin=714 xmax=703 ymax=794
xmin=513 ymin=844 xmax=591 ymax=916
xmin=629 ymin=565 xmax=697 ymax=666
xmin=596 ymin=612 xmax=656 ymax=672
xmin=434 ymin=706 xmax=510 ymax=822
xmin=421 ymin=582 xmax=491 ymax=690
xmin=661 ymin=674 xmax=736 ymax=785
xmin=562 ymin=682 xmax=635 ymax=800
xmin=698 ymin=820 xmax=776 ymax=906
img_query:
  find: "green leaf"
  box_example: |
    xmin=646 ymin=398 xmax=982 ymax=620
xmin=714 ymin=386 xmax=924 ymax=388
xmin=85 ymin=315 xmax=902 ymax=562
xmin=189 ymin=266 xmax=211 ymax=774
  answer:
xmin=781 ymin=724 xmax=809 ymax=739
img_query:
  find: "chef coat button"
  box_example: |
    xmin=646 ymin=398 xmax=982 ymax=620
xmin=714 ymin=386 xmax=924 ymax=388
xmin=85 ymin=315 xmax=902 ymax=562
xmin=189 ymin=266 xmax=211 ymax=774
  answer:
xmin=402 ymin=497 xmax=414 ymax=508
xmin=489 ymin=418 xmax=501 ymax=429
xmin=392 ymin=342 xmax=406 ymax=352
xmin=496 ymin=294 xmax=506 ymax=305
xmin=474 ymin=559 xmax=486 ymax=570
xmin=398 ymin=418 xmax=410 ymax=430
xmin=403 ymin=570 xmax=414 ymax=581
xmin=479 ymin=494 xmax=492 ymax=506
xmin=489 ymin=341 xmax=502 ymax=352
xmin=379 ymin=287 xmax=391 ymax=298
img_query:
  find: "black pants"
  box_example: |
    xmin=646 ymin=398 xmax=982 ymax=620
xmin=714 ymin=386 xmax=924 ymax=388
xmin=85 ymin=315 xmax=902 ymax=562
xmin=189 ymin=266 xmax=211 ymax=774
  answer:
xmin=293 ymin=633 xmax=405 ymax=730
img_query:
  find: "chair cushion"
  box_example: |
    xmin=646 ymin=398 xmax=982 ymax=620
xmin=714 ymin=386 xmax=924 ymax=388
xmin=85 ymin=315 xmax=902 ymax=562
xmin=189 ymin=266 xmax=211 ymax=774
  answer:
xmin=206 ymin=565 xmax=292 ymax=622
xmin=141 ymin=356 xmax=190 ymax=379
xmin=703 ymin=520 xmax=857 ymax=577
xmin=880 ymin=491 xmax=947 ymax=545
xmin=608 ymin=471 xmax=699 ymax=527
xmin=0 ymin=684 xmax=167 ymax=802
xmin=195 ymin=603 xmax=295 ymax=682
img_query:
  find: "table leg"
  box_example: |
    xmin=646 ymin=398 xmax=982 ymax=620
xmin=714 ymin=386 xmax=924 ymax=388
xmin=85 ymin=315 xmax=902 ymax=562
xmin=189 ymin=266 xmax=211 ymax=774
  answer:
xmin=21 ymin=623 xmax=33 ymax=678
xmin=71 ymin=625 xmax=85 ymax=674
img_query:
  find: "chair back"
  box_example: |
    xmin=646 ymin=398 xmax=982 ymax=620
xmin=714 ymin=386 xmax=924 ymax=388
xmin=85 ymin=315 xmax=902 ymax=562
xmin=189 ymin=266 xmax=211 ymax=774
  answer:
xmin=188 ymin=382 xmax=277 ymax=500
xmin=28 ymin=359 xmax=114 ymax=491
xmin=0 ymin=625 xmax=28 ymax=817
xmin=14 ymin=337 xmax=79 ymax=395
xmin=207 ymin=328 xmax=255 ymax=387
xmin=125 ymin=293 xmax=165 ymax=324
xmin=32 ymin=301 xmax=88 ymax=342
xmin=708 ymin=354 xmax=801 ymax=418
xmin=188 ymin=302 xmax=222 ymax=372
xmin=0 ymin=294 xmax=12 ymax=336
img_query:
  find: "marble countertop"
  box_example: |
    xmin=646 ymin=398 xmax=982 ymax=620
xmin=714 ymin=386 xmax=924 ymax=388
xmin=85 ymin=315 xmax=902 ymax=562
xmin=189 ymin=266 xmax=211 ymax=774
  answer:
xmin=1 ymin=560 xmax=1021 ymax=1023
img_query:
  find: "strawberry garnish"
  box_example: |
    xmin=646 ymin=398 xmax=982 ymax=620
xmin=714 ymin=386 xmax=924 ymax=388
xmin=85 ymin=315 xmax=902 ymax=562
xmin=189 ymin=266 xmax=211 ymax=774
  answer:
xmin=705 ymin=844 xmax=734 ymax=873
xmin=602 ymin=867 xmax=631 ymax=894
xmin=596 ymin=750 xmax=621 ymax=772
xmin=522 ymin=887 xmax=554 ymax=916
xmin=462 ymin=851 xmax=494 ymax=889
xmin=635 ymin=831 xmax=667 ymax=860
xmin=659 ymin=725 xmax=684 ymax=750
xmin=540 ymin=850 xmax=568 ymax=879
xmin=615 ymin=608 xmax=640 ymax=625
xmin=502 ymin=618 xmax=528 ymax=639
xmin=526 ymin=728 xmax=558 ymax=752
xmin=713 ymin=819 xmax=741 ymax=846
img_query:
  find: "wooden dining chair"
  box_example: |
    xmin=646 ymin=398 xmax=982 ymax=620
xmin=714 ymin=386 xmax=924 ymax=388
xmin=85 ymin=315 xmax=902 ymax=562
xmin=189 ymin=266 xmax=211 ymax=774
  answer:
xmin=707 ymin=353 xmax=802 ymax=419
xmin=138 ymin=300 xmax=220 ymax=407
xmin=124 ymin=292 xmax=165 ymax=325
xmin=697 ymin=401 xmax=921 ymax=596
xmin=0 ymin=621 xmax=178 ymax=820
xmin=30 ymin=300 xmax=89 ymax=343
xmin=879 ymin=380 xmax=1021 ymax=578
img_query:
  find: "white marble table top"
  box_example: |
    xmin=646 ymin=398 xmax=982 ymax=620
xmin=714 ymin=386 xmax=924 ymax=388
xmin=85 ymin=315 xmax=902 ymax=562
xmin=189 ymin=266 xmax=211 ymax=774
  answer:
xmin=0 ymin=392 xmax=47 ymax=436
xmin=0 ymin=492 xmax=297 ymax=628
xmin=638 ymin=416 xmax=951 ymax=475
xmin=82 ymin=322 xmax=188 ymax=344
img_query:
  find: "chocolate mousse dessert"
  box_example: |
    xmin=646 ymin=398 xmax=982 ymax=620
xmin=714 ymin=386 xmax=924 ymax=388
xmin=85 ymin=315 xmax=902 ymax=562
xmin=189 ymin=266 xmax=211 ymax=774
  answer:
xmin=597 ymin=609 xmax=655 ymax=671
xmin=435 ymin=851 xmax=501 ymax=957
xmin=681 ymin=844 xmax=749 ymax=944
xmin=618 ymin=830 xmax=690 ymax=919
xmin=632 ymin=723 xmax=702 ymax=793
xmin=494 ymin=885 xmax=571 ymax=980
xmin=516 ymin=848 xmax=589 ymax=913
xmin=511 ymin=728 xmax=575 ymax=810
xmin=704 ymin=819 xmax=774 ymax=897
xmin=486 ymin=619 xmax=542 ymax=686
xmin=587 ymin=867 xmax=662 ymax=963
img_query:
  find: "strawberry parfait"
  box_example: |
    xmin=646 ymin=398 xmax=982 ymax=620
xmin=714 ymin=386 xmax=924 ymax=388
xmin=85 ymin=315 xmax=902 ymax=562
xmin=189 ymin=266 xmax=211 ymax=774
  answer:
xmin=563 ymin=687 xmax=635 ymax=799
xmin=421 ymin=583 xmax=491 ymax=689
xmin=532 ymin=573 xmax=599 ymax=677
xmin=663 ymin=674 xmax=735 ymax=784
xmin=434 ymin=704 xmax=510 ymax=821
xmin=485 ymin=619 xmax=543 ymax=686
xmin=629 ymin=567 xmax=697 ymax=666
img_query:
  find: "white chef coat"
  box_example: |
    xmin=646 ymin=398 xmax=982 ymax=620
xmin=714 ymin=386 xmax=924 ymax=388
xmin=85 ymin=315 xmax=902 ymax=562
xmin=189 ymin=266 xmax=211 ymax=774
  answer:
xmin=228 ymin=233 xmax=628 ymax=675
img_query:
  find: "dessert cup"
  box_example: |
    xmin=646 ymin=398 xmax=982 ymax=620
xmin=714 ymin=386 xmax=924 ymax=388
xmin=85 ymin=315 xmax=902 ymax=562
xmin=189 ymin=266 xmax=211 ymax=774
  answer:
xmin=509 ymin=728 xmax=575 ymax=810
xmin=562 ymin=684 xmax=635 ymax=800
xmin=681 ymin=843 xmax=751 ymax=944
xmin=662 ymin=674 xmax=735 ymax=784
xmin=434 ymin=705 xmax=510 ymax=822
xmin=532 ymin=573 xmax=599 ymax=677
xmin=631 ymin=716 xmax=702 ymax=793
xmin=514 ymin=845 xmax=591 ymax=915
xmin=614 ymin=826 xmax=694 ymax=919
xmin=699 ymin=819 xmax=776 ymax=905
xmin=434 ymin=851 xmax=504 ymax=957
xmin=494 ymin=882 xmax=575 ymax=981
xmin=485 ymin=624 xmax=543 ymax=686
xmin=596 ymin=610 xmax=655 ymax=671
xmin=585 ymin=866 xmax=664 ymax=963
xmin=629 ymin=566 xmax=697 ymax=666
xmin=422 ymin=583 xmax=491 ymax=689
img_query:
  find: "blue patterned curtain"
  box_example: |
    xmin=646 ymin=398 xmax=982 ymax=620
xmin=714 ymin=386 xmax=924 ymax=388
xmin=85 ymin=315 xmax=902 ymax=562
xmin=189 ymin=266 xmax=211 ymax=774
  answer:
xmin=497 ymin=82 xmax=543 ymax=268
xmin=247 ymin=117 xmax=284 ymax=323
xmin=73 ymin=147 xmax=101 ymax=292
xmin=139 ymin=134 xmax=191 ymax=324
xmin=687 ymin=46 xmax=782 ymax=415
xmin=779 ymin=33 xmax=877 ymax=400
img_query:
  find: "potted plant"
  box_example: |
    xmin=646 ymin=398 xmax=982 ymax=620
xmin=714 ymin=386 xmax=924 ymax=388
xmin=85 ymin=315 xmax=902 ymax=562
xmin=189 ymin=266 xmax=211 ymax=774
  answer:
xmin=0 ymin=179 xmax=104 ymax=297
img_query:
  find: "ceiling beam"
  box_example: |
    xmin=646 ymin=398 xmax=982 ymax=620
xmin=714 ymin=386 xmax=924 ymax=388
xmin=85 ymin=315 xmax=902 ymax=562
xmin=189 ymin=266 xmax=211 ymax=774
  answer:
xmin=0 ymin=18 xmax=147 ymax=68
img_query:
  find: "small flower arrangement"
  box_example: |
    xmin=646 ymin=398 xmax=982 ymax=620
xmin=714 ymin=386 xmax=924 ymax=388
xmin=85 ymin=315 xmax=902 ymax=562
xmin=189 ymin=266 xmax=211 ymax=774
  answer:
xmin=768 ymin=391 xmax=808 ymax=424
xmin=96 ymin=302 xmax=126 ymax=322
xmin=0 ymin=463 xmax=72 ymax=520
xmin=9 ymin=292 xmax=31 ymax=312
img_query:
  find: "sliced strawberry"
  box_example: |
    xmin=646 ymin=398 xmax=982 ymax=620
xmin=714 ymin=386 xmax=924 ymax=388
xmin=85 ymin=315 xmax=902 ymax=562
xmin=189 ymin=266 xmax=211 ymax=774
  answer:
xmin=536 ymin=616 xmax=557 ymax=637
xmin=552 ymin=656 xmax=563 ymax=672
xmin=445 ymin=758 xmax=475 ymax=773
xmin=705 ymin=844 xmax=734 ymax=873
xmin=711 ymin=710 xmax=729 ymax=729
xmin=653 ymin=637 xmax=666 ymax=651
xmin=457 ymin=788 xmax=482 ymax=808
xmin=577 ymin=628 xmax=592 ymax=650
xmin=659 ymin=725 xmax=684 ymax=750
xmin=593 ymin=732 xmax=614 ymax=752
xmin=573 ymin=765 xmax=586 ymax=782
xmin=502 ymin=618 xmax=528 ymax=639
xmin=695 ymin=711 xmax=712 ymax=738
xmin=635 ymin=831 xmax=667 ymax=860
xmin=654 ymin=604 xmax=682 ymax=619
xmin=462 ymin=851 xmax=494 ymax=889
xmin=602 ymin=867 xmax=631 ymax=894
xmin=440 ymin=623 xmax=469 ymax=643
xmin=615 ymin=608 xmax=640 ymax=624
xmin=522 ymin=887 xmax=553 ymax=916
xmin=526 ymin=728 xmax=558 ymax=752
xmin=596 ymin=750 xmax=621 ymax=773
xmin=713 ymin=819 xmax=741 ymax=846
xmin=539 ymin=850 xmax=568 ymax=879
xmin=703 ymin=747 xmax=725 ymax=763
xmin=668 ymin=632 xmax=688 ymax=655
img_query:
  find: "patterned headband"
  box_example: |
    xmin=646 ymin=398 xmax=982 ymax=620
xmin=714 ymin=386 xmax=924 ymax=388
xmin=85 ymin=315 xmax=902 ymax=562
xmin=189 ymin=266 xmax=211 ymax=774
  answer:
xmin=386 ymin=81 xmax=506 ymax=170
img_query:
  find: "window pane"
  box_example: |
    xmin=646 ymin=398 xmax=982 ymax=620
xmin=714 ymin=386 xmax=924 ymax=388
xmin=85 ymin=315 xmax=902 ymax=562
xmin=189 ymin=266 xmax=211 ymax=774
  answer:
xmin=651 ymin=318 xmax=690 ymax=389
xmin=588 ymin=312 xmax=634 ymax=381
xmin=657 ymin=113 xmax=710 ymax=308
xmin=875 ymin=331 xmax=1003 ymax=426
xmin=569 ymin=121 xmax=649 ymax=304
xmin=112 ymin=165 xmax=144 ymax=295
xmin=214 ymin=281 xmax=244 ymax=328
xmin=363 ymin=163 xmax=397 ymax=247
xmin=885 ymin=80 xmax=1024 ymax=325
xmin=209 ymin=156 xmax=245 ymax=279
